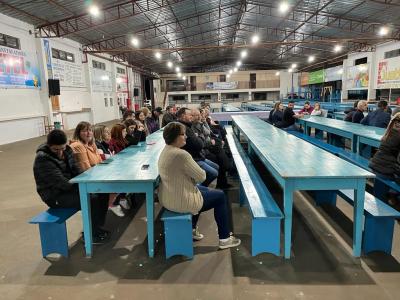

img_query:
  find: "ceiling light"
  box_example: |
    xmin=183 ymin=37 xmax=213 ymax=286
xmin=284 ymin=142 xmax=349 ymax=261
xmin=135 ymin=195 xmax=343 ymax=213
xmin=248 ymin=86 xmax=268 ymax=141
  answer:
xmin=175 ymin=66 xmax=180 ymax=72
xmin=379 ymin=26 xmax=389 ymax=36
xmin=182 ymin=76 xmax=186 ymax=80
xmin=251 ymin=35 xmax=260 ymax=44
xmin=240 ymin=50 xmax=248 ymax=58
xmin=308 ymin=56 xmax=315 ymax=63
xmin=167 ymin=61 xmax=173 ymax=68
xmin=229 ymin=69 xmax=233 ymax=74
xmin=89 ymin=5 xmax=100 ymax=17
xmin=288 ymin=68 xmax=293 ymax=73
xmin=233 ymin=67 xmax=238 ymax=72
xmin=275 ymin=71 xmax=280 ymax=76
xmin=131 ymin=37 xmax=139 ymax=47
xmin=155 ymin=52 xmax=162 ymax=60
xmin=177 ymin=72 xmax=182 ymax=78
xmin=279 ymin=2 xmax=290 ymax=13
xmin=227 ymin=74 xmax=231 ymax=79
xmin=236 ymin=61 xmax=242 ymax=67
xmin=334 ymin=45 xmax=342 ymax=53
xmin=291 ymin=63 xmax=297 ymax=69
xmin=338 ymin=69 xmax=343 ymax=75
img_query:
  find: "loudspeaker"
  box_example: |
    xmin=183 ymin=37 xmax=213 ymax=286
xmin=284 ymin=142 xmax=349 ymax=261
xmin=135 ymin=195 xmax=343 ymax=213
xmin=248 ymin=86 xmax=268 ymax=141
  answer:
xmin=48 ymin=79 xmax=60 ymax=96
xmin=133 ymin=88 xmax=139 ymax=97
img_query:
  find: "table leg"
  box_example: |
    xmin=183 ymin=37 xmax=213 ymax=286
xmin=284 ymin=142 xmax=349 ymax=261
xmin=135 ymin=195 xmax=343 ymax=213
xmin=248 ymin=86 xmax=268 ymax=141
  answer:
xmin=146 ymin=184 xmax=155 ymax=258
xmin=351 ymin=135 xmax=358 ymax=153
xmin=79 ymin=184 xmax=93 ymax=258
xmin=353 ymin=179 xmax=365 ymax=257
xmin=283 ymin=182 xmax=294 ymax=259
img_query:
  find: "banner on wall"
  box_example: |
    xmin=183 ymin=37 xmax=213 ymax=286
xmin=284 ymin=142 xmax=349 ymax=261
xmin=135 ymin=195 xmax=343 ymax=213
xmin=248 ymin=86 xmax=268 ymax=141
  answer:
xmin=346 ymin=63 xmax=369 ymax=89
xmin=52 ymin=58 xmax=85 ymax=88
xmin=300 ymin=72 xmax=309 ymax=86
xmin=0 ymin=46 xmax=41 ymax=88
xmin=116 ymin=73 xmax=128 ymax=93
xmin=308 ymin=69 xmax=324 ymax=84
xmin=206 ymin=81 xmax=238 ymax=89
xmin=91 ymin=68 xmax=112 ymax=92
xmin=324 ymin=66 xmax=343 ymax=82
xmin=377 ymin=57 xmax=400 ymax=89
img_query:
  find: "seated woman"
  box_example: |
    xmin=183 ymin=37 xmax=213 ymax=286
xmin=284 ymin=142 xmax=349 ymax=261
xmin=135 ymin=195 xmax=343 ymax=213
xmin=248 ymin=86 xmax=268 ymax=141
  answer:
xmin=369 ymin=112 xmax=400 ymax=206
xmin=311 ymin=102 xmax=323 ymax=116
xmin=108 ymin=123 xmax=128 ymax=154
xmin=135 ymin=110 xmax=149 ymax=136
xmin=124 ymin=119 xmax=144 ymax=146
xmin=158 ymin=122 xmax=241 ymax=249
xmin=93 ymin=125 xmax=112 ymax=158
xmin=268 ymin=102 xmax=284 ymax=125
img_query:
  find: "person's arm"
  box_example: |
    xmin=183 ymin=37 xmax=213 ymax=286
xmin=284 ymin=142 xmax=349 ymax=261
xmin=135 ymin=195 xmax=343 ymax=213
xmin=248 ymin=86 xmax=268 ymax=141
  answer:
xmin=70 ymin=143 xmax=91 ymax=171
xmin=182 ymin=151 xmax=206 ymax=183
xmin=360 ymin=115 xmax=369 ymax=125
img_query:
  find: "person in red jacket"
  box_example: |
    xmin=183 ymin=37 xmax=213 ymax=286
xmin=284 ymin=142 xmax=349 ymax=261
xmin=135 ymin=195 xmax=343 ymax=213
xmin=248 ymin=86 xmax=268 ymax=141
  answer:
xmin=108 ymin=123 xmax=128 ymax=154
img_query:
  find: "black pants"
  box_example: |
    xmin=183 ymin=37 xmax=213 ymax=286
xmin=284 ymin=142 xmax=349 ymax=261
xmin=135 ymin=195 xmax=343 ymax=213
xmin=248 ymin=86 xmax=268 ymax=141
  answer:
xmin=45 ymin=186 xmax=108 ymax=232
xmin=206 ymin=148 xmax=231 ymax=187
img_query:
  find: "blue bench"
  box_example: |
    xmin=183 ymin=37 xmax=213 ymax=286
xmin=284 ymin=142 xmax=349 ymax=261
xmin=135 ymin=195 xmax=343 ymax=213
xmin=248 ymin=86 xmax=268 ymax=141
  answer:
xmin=226 ymin=127 xmax=283 ymax=256
xmin=29 ymin=208 xmax=79 ymax=257
xmin=161 ymin=210 xmax=193 ymax=259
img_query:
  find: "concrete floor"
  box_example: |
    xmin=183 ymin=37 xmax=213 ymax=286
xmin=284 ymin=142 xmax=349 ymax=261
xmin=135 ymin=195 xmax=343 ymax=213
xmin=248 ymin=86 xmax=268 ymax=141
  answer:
xmin=1 ymin=125 xmax=400 ymax=300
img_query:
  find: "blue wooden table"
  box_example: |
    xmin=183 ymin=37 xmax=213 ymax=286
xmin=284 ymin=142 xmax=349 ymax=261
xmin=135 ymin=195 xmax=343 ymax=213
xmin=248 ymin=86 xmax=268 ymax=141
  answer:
xmin=70 ymin=130 xmax=165 ymax=258
xmin=297 ymin=116 xmax=385 ymax=154
xmin=231 ymin=115 xmax=374 ymax=259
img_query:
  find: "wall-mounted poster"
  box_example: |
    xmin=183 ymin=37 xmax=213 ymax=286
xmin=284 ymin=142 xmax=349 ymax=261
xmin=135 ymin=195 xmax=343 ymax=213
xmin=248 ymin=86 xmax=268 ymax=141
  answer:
xmin=52 ymin=58 xmax=85 ymax=88
xmin=91 ymin=68 xmax=112 ymax=92
xmin=346 ymin=64 xmax=369 ymax=89
xmin=207 ymin=81 xmax=238 ymax=89
xmin=300 ymin=72 xmax=309 ymax=86
xmin=116 ymin=73 xmax=128 ymax=93
xmin=308 ymin=69 xmax=324 ymax=84
xmin=0 ymin=46 xmax=41 ymax=88
xmin=324 ymin=66 xmax=343 ymax=82
xmin=377 ymin=57 xmax=400 ymax=89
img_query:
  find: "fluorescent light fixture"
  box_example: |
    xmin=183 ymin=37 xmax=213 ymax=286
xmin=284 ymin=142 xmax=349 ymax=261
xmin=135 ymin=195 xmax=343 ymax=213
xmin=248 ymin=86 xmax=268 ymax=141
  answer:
xmin=288 ymin=68 xmax=293 ymax=73
xmin=233 ymin=67 xmax=238 ymax=72
xmin=334 ymin=45 xmax=342 ymax=52
xmin=279 ymin=2 xmax=290 ymax=13
xmin=251 ymin=35 xmax=260 ymax=44
xmin=177 ymin=72 xmax=182 ymax=78
xmin=308 ymin=56 xmax=315 ymax=63
xmin=227 ymin=74 xmax=231 ymax=79
xmin=89 ymin=5 xmax=100 ymax=17
xmin=229 ymin=69 xmax=233 ymax=74
xmin=236 ymin=61 xmax=242 ymax=67
xmin=379 ymin=26 xmax=389 ymax=36
xmin=167 ymin=61 xmax=173 ymax=68
xmin=182 ymin=76 xmax=186 ymax=80
xmin=275 ymin=71 xmax=280 ymax=76
xmin=131 ymin=37 xmax=139 ymax=47
xmin=291 ymin=63 xmax=297 ymax=69
xmin=240 ymin=50 xmax=248 ymax=58
xmin=155 ymin=52 xmax=162 ymax=60
xmin=175 ymin=66 xmax=181 ymax=72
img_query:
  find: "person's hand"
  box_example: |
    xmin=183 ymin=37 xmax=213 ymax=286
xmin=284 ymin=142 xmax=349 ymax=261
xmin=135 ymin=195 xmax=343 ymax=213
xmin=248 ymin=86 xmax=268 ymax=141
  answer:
xmin=97 ymin=149 xmax=104 ymax=155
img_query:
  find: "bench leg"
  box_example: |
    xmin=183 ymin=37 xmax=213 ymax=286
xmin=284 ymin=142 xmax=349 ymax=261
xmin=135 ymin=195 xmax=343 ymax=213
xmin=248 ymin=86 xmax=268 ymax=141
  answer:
xmin=313 ymin=190 xmax=337 ymax=206
xmin=164 ymin=219 xmax=193 ymax=259
xmin=38 ymin=223 xmax=69 ymax=257
xmin=363 ymin=216 xmax=394 ymax=255
xmin=239 ymin=183 xmax=246 ymax=207
xmin=252 ymin=218 xmax=281 ymax=256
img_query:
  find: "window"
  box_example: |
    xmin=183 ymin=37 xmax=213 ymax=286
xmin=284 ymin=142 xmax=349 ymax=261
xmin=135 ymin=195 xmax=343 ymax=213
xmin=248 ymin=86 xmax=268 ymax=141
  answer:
xmin=219 ymin=75 xmax=226 ymax=82
xmin=199 ymin=94 xmax=211 ymax=100
xmin=355 ymin=57 xmax=367 ymax=65
xmin=109 ymin=98 xmax=113 ymax=106
xmin=384 ymin=49 xmax=400 ymax=59
xmin=0 ymin=33 xmax=20 ymax=49
xmin=116 ymin=67 xmax=125 ymax=74
xmin=93 ymin=60 xmax=106 ymax=70
xmin=51 ymin=48 xmax=75 ymax=62
xmin=104 ymin=98 xmax=108 ymax=107
xmin=172 ymin=95 xmax=185 ymax=101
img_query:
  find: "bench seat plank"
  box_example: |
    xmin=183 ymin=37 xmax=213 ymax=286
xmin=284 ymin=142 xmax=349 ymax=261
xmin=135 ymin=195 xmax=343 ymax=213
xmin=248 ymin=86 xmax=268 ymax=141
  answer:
xmin=29 ymin=208 xmax=79 ymax=224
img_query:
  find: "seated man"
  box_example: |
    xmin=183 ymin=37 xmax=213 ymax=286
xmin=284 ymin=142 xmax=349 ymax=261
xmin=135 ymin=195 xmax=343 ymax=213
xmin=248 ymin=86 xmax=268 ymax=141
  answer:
xmin=361 ymin=100 xmax=391 ymax=128
xmin=161 ymin=105 xmax=176 ymax=127
xmin=298 ymin=101 xmax=314 ymax=115
xmin=33 ymin=129 xmax=110 ymax=243
xmin=275 ymin=101 xmax=303 ymax=131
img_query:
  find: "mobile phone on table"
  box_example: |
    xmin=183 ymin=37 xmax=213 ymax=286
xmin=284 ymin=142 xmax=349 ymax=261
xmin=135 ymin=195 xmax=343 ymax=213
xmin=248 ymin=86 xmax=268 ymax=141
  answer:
xmin=141 ymin=164 xmax=150 ymax=170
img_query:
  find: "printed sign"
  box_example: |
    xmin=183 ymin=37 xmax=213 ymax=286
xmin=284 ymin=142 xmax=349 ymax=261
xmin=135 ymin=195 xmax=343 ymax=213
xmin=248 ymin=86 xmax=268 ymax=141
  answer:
xmin=52 ymin=58 xmax=85 ymax=88
xmin=300 ymin=72 xmax=309 ymax=86
xmin=116 ymin=73 xmax=128 ymax=93
xmin=91 ymin=68 xmax=112 ymax=92
xmin=206 ymin=81 xmax=238 ymax=89
xmin=377 ymin=57 xmax=400 ymax=89
xmin=0 ymin=46 xmax=41 ymax=88
xmin=346 ymin=63 xmax=369 ymax=89
xmin=324 ymin=66 xmax=343 ymax=82
xmin=308 ymin=69 xmax=324 ymax=84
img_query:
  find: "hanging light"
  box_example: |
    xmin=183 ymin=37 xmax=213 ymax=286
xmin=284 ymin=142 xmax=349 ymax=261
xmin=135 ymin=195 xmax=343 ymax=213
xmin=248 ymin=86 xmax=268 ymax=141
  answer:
xmin=175 ymin=66 xmax=181 ymax=72
xmin=279 ymin=2 xmax=290 ymax=13
xmin=233 ymin=67 xmax=238 ymax=72
xmin=167 ymin=61 xmax=173 ymax=68
xmin=251 ymin=35 xmax=260 ymax=44
xmin=131 ymin=37 xmax=139 ymax=47
xmin=89 ymin=5 xmax=100 ymax=17
xmin=275 ymin=71 xmax=280 ymax=76
xmin=236 ymin=61 xmax=242 ymax=67
xmin=291 ymin=63 xmax=297 ymax=69
xmin=154 ymin=52 xmax=162 ymax=60
xmin=240 ymin=50 xmax=248 ymax=58
xmin=379 ymin=26 xmax=389 ymax=36
xmin=308 ymin=56 xmax=315 ymax=63
xmin=334 ymin=45 xmax=342 ymax=53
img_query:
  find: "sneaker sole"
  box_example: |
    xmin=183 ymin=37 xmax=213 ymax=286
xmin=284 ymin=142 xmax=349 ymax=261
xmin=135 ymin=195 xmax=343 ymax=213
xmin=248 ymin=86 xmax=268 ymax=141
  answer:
xmin=219 ymin=241 xmax=241 ymax=250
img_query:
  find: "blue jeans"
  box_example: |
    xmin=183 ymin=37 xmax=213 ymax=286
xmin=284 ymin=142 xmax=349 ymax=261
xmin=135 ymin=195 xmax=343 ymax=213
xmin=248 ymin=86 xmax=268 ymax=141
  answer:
xmin=193 ymin=185 xmax=230 ymax=239
xmin=283 ymin=124 xmax=302 ymax=132
xmin=197 ymin=159 xmax=219 ymax=186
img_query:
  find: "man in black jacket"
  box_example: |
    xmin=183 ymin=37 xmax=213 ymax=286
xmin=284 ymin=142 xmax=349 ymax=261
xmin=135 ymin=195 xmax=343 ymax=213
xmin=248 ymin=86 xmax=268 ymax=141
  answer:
xmin=361 ymin=100 xmax=391 ymax=128
xmin=33 ymin=130 xmax=109 ymax=243
xmin=177 ymin=107 xmax=219 ymax=186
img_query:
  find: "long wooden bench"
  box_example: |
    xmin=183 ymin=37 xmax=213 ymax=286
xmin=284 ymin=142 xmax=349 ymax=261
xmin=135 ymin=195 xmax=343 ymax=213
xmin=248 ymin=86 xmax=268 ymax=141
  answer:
xmin=288 ymin=131 xmax=400 ymax=254
xmin=29 ymin=208 xmax=79 ymax=257
xmin=226 ymin=126 xmax=283 ymax=256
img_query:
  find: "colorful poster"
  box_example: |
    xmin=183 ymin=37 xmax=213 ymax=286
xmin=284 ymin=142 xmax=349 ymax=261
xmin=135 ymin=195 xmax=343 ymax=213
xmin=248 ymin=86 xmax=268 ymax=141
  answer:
xmin=308 ymin=69 xmax=324 ymax=84
xmin=207 ymin=81 xmax=238 ymax=89
xmin=52 ymin=58 xmax=85 ymax=88
xmin=346 ymin=64 xmax=369 ymax=89
xmin=0 ymin=46 xmax=41 ymax=88
xmin=91 ymin=68 xmax=112 ymax=92
xmin=43 ymin=39 xmax=53 ymax=78
xmin=324 ymin=66 xmax=343 ymax=82
xmin=300 ymin=72 xmax=309 ymax=86
xmin=377 ymin=57 xmax=400 ymax=89
xmin=116 ymin=73 xmax=128 ymax=93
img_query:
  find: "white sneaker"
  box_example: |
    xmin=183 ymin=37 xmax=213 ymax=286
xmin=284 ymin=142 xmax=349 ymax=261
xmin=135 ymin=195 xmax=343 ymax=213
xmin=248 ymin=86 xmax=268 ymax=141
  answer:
xmin=219 ymin=236 xmax=241 ymax=249
xmin=192 ymin=226 xmax=204 ymax=241
xmin=109 ymin=205 xmax=125 ymax=217
xmin=119 ymin=198 xmax=131 ymax=210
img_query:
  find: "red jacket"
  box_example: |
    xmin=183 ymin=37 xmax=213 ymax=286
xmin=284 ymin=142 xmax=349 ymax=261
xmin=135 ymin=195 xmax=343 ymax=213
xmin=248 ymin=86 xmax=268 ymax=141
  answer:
xmin=108 ymin=138 xmax=127 ymax=154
